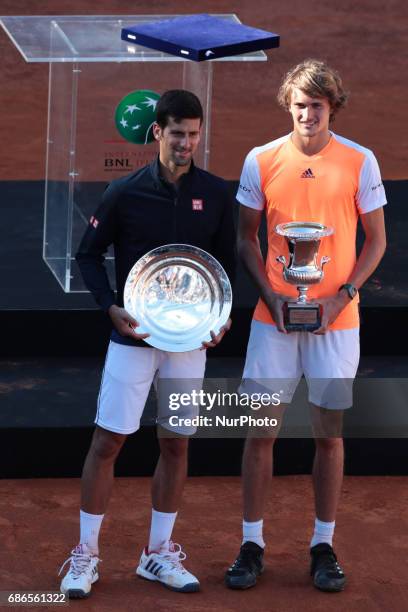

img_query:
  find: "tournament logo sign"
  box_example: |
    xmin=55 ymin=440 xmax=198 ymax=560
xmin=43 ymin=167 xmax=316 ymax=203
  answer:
xmin=115 ymin=89 xmax=161 ymax=144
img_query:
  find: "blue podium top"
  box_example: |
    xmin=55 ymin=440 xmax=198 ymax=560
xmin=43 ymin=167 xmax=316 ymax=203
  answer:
xmin=122 ymin=14 xmax=279 ymax=62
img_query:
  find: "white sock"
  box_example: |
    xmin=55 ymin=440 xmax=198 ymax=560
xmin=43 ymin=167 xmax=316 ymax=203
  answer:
xmin=79 ymin=509 xmax=104 ymax=554
xmin=242 ymin=519 xmax=265 ymax=548
xmin=148 ymin=509 xmax=177 ymax=553
xmin=310 ymin=518 xmax=335 ymax=548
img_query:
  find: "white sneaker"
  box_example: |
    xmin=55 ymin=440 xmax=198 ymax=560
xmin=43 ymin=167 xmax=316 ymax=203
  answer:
xmin=136 ymin=541 xmax=200 ymax=592
xmin=59 ymin=544 xmax=100 ymax=598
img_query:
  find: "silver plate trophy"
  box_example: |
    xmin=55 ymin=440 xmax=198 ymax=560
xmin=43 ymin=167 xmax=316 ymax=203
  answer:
xmin=124 ymin=244 xmax=232 ymax=352
xmin=275 ymin=222 xmax=334 ymax=331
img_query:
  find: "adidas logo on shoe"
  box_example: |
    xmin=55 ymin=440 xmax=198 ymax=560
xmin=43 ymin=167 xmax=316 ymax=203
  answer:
xmin=300 ymin=168 xmax=315 ymax=178
xmin=136 ymin=542 xmax=200 ymax=592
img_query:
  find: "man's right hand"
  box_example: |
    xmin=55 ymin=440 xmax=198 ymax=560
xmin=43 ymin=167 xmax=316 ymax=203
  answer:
xmin=108 ymin=305 xmax=150 ymax=340
xmin=263 ymin=290 xmax=291 ymax=334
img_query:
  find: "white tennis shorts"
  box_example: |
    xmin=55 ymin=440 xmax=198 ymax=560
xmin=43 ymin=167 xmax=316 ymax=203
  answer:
xmin=241 ymin=320 xmax=360 ymax=409
xmin=95 ymin=341 xmax=207 ymax=435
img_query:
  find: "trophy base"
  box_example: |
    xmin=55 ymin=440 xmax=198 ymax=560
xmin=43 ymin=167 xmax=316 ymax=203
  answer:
xmin=283 ymin=302 xmax=321 ymax=332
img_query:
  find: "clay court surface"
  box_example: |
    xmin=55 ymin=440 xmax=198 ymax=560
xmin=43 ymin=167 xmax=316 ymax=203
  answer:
xmin=1 ymin=476 xmax=408 ymax=611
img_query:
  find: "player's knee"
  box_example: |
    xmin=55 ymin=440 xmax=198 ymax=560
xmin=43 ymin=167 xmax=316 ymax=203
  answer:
xmin=245 ymin=435 xmax=276 ymax=455
xmin=159 ymin=437 xmax=188 ymax=462
xmin=315 ymin=436 xmax=343 ymax=453
xmin=91 ymin=427 xmax=127 ymax=461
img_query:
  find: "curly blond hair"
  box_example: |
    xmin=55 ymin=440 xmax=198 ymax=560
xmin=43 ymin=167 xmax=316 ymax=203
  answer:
xmin=277 ymin=59 xmax=349 ymax=122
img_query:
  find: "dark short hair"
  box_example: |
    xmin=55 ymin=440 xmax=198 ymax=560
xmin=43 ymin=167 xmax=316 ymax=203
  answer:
xmin=156 ymin=89 xmax=203 ymax=128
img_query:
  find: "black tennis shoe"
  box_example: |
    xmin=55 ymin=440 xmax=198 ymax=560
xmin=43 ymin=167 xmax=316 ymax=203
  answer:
xmin=310 ymin=543 xmax=346 ymax=592
xmin=225 ymin=541 xmax=264 ymax=589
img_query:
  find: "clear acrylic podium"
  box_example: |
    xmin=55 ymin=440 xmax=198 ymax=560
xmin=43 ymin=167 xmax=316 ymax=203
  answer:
xmin=1 ymin=15 xmax=266 ymax=291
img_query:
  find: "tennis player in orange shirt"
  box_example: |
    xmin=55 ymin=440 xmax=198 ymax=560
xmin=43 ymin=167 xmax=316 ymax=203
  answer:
xmin=225 ymin=59 xmax=386 ymax=592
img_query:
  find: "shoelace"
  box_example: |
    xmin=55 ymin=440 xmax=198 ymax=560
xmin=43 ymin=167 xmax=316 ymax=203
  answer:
xmin=58 ymin=546 xmax=98 ymax=578
xmin=312 ymin=550 xmax=342 ymax=575
xmin=231 ymin=546 xmax=262 ymax=570
xmin=233 ymin=548 xmax=254 ymax=567
xmin=160 ymin=542 xmax=188 ymax=573
xmin=320 ymin=555 xmax=342 ymax=573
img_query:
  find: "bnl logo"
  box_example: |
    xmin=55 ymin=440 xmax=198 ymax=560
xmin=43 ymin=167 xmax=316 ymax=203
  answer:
xmin=105 ymin=158 xmax=131 ymax=168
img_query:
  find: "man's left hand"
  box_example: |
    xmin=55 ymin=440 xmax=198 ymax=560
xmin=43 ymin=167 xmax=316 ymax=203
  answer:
xmin=312 ymin=292 xmax=350 ymax=335
xmin=201 ymin=318 xmax=232 ymax=350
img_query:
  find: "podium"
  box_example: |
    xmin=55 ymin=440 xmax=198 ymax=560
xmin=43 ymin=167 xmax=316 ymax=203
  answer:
xmin=0 ymin=15 xmax=266 ymax=291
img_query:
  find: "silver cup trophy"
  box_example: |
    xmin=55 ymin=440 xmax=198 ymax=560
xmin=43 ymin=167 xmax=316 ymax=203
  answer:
xmin=275 ymin=222 xmax=334 ymax=331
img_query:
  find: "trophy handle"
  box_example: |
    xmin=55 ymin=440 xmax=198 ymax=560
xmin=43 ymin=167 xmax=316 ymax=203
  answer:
xmin=276 ymin=255 xmax=287 ymax=267
xmin=320 ymin=255 xmax=330 ymax=268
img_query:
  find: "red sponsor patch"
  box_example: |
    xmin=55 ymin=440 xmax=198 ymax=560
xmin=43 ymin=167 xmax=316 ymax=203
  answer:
xmin=90 ymin=216 xmax=99 ymax=228
xmin=192 ymin=198 xmax=203 ymax=211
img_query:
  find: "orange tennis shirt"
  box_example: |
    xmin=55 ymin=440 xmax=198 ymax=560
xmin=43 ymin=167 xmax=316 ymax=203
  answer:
xmin=236 ymin=133 xmax=387 ymax=330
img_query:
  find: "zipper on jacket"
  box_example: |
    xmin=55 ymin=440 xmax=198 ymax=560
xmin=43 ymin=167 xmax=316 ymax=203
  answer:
xmin=173 ymin=194 xmax=178 ymax=242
